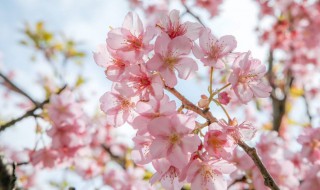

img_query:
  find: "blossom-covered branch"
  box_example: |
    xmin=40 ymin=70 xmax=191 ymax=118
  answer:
xmin=0 ymin=85 xmax=67 ymax=132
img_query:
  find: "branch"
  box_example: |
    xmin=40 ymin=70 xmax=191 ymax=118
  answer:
xmin=0 ymin=85 xmax=67 ymax=132
xmin=165 ymin=86 xmax=280 ymax=190
xmin=0 ymin=156 xmax=15 ymax=190
xmin=302 ymin=87 xmax=312 ymax=124
xmin=237 ymin=141 xmax=279 ymax=190
xmin=227 ymin=175 xmax=247 ymax=189
xmin=182 ymin=3 xmax=205 ymax=26
xmin=0 ymin=72 xmax=39 ymax=106
xmin=101 ymin=144 xmax=126 ymax=169
xmin=164 ymin=86 xmax=217 ymax=123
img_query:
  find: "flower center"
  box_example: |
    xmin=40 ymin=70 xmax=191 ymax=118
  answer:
xmin=311 ymin=139 xmax=320 ymax=150
xmin=164 ymin=57 xmax=177 ymax=70
xmin=209 ymin=45 xmax=221 ymax=60
xmin=239 ymin=74 xmax=257 ymax=83
xmin=169 ymin=133 xmax=180 ymax=144
xmin=126 ymin=35 xmax=143 ymax=50
xmin=140 ymin=77 xmax=151 ymax=86
xmin=120 ymin=98 xmax=132 ymax=110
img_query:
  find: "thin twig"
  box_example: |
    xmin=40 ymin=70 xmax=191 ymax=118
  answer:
xmin=164 ymin=86 xmax=280 ymax=190
xmin=302 ymin=87 xmax=312 ymax=124
xmin=228 ymin=175 xmax=247 ymax=188
xmin=182 ymin=3 xmax=205 ymax=26
xmin=101 ymin=144 xmax=126 ymax=169
xmin=0 ymin=72 xmax=39 ymax=106
xmin=0 ymin=85 xmax=67 ymax=132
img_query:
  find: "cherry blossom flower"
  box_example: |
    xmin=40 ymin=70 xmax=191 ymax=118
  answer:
xmin=150 ymin=158 xmax=184 ymax=190
xmin=195 ymin=0 xmax=223 ymax=18
xmin=204 ymin=129 xmax=235 ymax=159
xmin=300 ymin=163 xmax=320 ymax=190
xmin=180 ymin=158 xmax=236 ymax=190
xmin=156 ymin=9 xmax=202 ymax=40
xmin=132 ymin=94 xmax=176 ymax=135
xmin=28 ymin=148 xmax=59 ymax=168
xmin=298 ymin=127 xmax=320 ymax=163
xmin=46 ymin=90 xmax=83 ymax=126
xmin=147 ymin=114 xmax=201 ymax=169
xmin=99 ymin=89 xmax=136 ymax=127
xmin=114 ymin=64 xmax=164 ymax=101
xmin=218 ymin=91 xmax=230 ymax=105
xmin=93 ymin=44 xmax=130 ymax=81
xmin=228 ymin=51 xmax=272 ymax=103
xmin=131 ymin=133 xmax=154 ymax=165
xmin=147 ymin=33 xmax=198 ymax=87
xmin=107 ymin=12 xmax=156 ymax=61
xmin=193 ymin=28 xmax=237 ymax=69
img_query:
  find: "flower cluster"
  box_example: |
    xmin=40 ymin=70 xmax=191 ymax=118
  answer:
xmin=95 ymin=10 xmax=271 ymax=189
xmin=28 ymin=90 xmax=87 ymax=168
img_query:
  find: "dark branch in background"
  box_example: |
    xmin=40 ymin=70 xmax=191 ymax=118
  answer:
xmin=0 ymin=85 xmax=67 ymax=132
xmin=302 ymin=87 xmax=313 ymax=124
xmin=228 ymin=175 xmax=247 ymax=189
xmin=165 ymin=86 xmax=280 ymax=190
xmin=182 ymin=3 xmax=205 ymax=26
xmin=101 ymin=144 xmax=126 ymax=169
xmin=0 ymin=156 xmax=16 ymax=190
xmin=0 ymin=72 xmax=39 ymax=106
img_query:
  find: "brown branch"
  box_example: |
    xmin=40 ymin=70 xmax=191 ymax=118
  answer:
xmin=228 ymin=175 xmax=247 ymax=189
xmin=302 ymin=87 xmax=312 ymax=124
xmin=0 ymin=85 xmax=67 ymax=132
xmin=165 ymin=86 xmax=280 ymax=190
xmin=182 ymin=3 xmax=205 ymax=26
xmin=101 ymin=144 xmax=126 ymax=169
xmin=0 ymin=72 xmax=39 ymax=106
xmin=165 ymin=86 xmax=217 ymax=123
xmin=238 ymin=141 xmax=279 ymax=190
xmin=0 ymin=156 xmax=15 ymax=190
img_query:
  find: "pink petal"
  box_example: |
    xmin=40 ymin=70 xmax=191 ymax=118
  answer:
xmin=168 ymin=145 xmax=188 ymax=169
xmin=184 ymin=22 xmax=203 ymax=40
xmin=174 ymin=57 xmax=198 ymax=80
xmin=147 ymin=54 xmax=163 ymax=71
xmin=169 ymin=36 xmax=192 ymax=57
xmin=216 ymin=35 xmax=237 ymax=56
xmin=149 ymin=138 xmax=169 ymax=159
xmin=155 ymin=33 xmax=171 ymax=55
xmin=160 ymin=67 xmax=177 ymax=87
xmin=148 ymin=117 xmax=172 ymax=137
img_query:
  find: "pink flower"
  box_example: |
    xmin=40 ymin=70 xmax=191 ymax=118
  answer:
xmin=300 ymin=163 xmax=320 ymax=190
xmin=193 ymin=28 xmax=237 ymax=69
xmin=180 ymin=158 xmax=236 ymax=190
xmin=223 ymin=118 xmax=256 ymax=142
xmin=228 ymin=51 xmax=272 ymax=103
xmin=114 ymin=64 xmax=164 ymax=101
xmin=156 ymin=9 xmax=202 ymax=40
xmin=29 ymin=148 xmax=59 ymax=168
xmin=93 ymin=44 xmax=129 ymax=82
xmin=107 ymin=12 xmax=156 ymax=61
xmin=218 ymin=91 xmax=230 ymax=105
xmin=204 ymin=123 xmax=236 ymax=158
xmin=252 ymin=160 xmax=299 ymax=190
xmin=298 ymin=127 xmax=320 ymax=163
xmin=147 ymin=33 xmax=198 ymax=87
xmin=99 ymin=89 xmax=136 ymax=127
xmin=47 ymin=90 xmax=83 ymax=126
xmin=131 ymin=133 xmax=154 ymax=165
xmin=195 ymin=0 xmax=223 ymax=18
xmin=132 ymin=94 xmax=176 ymax=135
xmin=47 ymin=121 xmax=85 ymax=150
xmin=150 ymin=158 xmax=184 ymax=190
xmin=147 ymin=114 xmax=201 ymax=169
